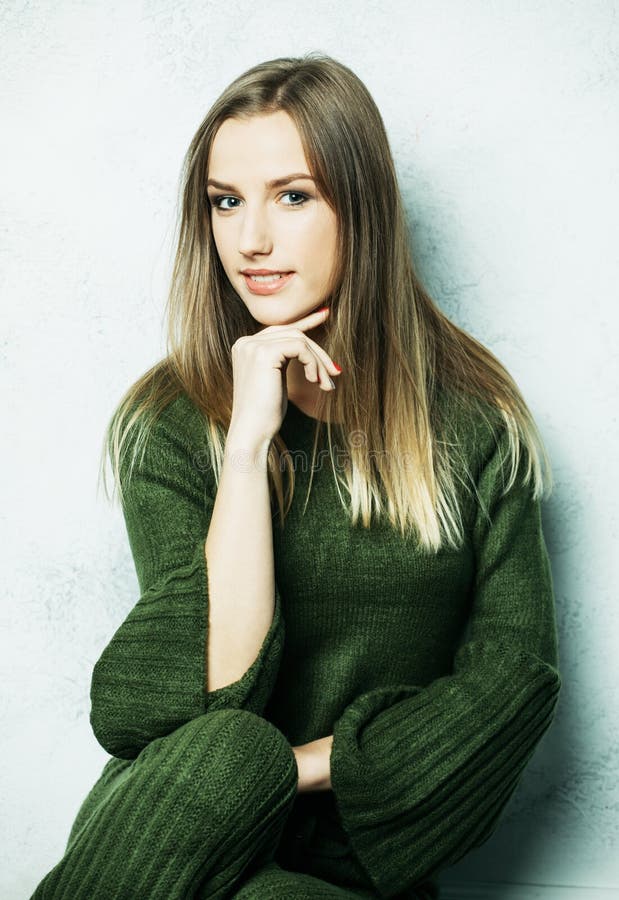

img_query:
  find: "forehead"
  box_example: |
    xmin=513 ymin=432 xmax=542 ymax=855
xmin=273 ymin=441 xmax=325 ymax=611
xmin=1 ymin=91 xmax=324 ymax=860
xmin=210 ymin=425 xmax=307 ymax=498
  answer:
xmin=208 ymin=111 xmax=309 ymax=176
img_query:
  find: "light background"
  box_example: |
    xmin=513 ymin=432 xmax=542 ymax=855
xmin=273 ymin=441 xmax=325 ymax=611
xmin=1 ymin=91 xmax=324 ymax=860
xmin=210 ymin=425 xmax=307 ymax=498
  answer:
xmin=2 ymin=1 xmax=618 ymax=897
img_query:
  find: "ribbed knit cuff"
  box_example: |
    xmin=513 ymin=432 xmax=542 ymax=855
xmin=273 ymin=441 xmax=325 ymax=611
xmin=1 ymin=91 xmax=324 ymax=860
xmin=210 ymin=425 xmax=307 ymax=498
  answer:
xmin=90 ymin=537 xmax=285 ymax=759
xmin=330 ymin=645 xmax=561 ymax=897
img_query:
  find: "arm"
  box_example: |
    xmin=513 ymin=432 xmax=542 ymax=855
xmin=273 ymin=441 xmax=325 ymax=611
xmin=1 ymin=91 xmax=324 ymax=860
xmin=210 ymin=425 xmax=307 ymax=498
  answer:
xmin=90 ymin=396 xmax=286 ymax=759
xmin=328 ymin=425 xmax=562 ymax=897
xmin=293 ymin=734 xmax=334 ymax=793
xmin=205 ymin=424 xmax=276 ymax=691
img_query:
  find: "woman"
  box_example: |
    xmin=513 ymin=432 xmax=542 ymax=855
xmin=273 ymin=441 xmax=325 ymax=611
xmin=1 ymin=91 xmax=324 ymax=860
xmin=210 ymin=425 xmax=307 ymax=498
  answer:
xmin=31 ymin=53 xmax=562 ymax=899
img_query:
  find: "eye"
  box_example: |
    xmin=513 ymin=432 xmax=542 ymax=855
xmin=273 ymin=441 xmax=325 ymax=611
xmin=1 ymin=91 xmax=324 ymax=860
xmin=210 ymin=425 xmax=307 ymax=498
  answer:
xmin=209 ymin=195 xmax=239 ymax=211
xmin=208 ymin=191 xmax=311 ymax=212
xmin=280 ymin=191 xmax=309 ymax=206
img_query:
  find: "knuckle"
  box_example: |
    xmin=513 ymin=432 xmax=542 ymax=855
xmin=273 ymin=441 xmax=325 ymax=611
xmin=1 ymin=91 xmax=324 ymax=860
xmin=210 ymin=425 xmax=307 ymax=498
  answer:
xmin=253 ymin=344 xmax=270 ymax=362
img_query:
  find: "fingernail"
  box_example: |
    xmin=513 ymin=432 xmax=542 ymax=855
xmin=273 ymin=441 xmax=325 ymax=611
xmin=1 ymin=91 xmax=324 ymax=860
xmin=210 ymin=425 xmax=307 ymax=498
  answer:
xmin=318 ymin=306 xmax=329 ymax=314
xmin=333 ymin=363 xmax=342 ymax=372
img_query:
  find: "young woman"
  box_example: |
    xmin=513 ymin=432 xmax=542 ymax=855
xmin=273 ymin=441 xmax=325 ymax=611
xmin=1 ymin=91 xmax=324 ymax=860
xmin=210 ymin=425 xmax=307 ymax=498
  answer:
xmin=31 ymin=53 xmax=562 ymax=900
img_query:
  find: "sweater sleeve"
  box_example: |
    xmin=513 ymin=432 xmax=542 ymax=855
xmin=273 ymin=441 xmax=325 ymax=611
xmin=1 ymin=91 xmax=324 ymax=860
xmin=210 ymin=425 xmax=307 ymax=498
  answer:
xmin=90 ymin=399 xmax=285 ymax=759
xmin=328 ymin=425 xmax=562 ymax=898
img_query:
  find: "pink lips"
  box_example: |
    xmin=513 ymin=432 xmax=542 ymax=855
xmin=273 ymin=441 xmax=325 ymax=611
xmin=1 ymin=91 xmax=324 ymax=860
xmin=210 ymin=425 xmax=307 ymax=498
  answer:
xmin=242 ymin=271 xmax=295 ymax=295
xmin=242 ymin=269 xmax=292 ymax=275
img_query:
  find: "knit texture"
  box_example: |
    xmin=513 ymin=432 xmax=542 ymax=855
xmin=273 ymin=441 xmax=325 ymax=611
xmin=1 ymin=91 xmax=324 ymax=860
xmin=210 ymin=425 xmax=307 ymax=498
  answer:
xmin=86 ymin=389 xmax=561 ymax=898
xmin=33 ymin=709 xmax=300 ymax=899
xmin=89 ymin=402 xmax=286 ymax=759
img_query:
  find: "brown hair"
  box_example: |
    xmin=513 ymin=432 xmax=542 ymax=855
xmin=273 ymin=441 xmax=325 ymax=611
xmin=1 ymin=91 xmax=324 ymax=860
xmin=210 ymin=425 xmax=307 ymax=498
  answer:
xmin=98 ymin=51 xmax=552 ymax=552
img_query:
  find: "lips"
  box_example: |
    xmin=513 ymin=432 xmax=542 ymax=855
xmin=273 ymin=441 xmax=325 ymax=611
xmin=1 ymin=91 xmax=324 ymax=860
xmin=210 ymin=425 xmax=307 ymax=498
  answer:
xmin=242 ymin=271 xmax=296 ymax=295
xmin=241 ymin=270 xmax=293 ymax=276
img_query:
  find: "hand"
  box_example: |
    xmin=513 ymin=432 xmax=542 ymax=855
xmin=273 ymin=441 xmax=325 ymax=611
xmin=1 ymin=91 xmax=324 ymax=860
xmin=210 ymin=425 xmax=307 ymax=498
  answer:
xmin=227 ymin=307 xmax=342 ymax=451
xmin=291 ymin=734 xmax=334 ymax=794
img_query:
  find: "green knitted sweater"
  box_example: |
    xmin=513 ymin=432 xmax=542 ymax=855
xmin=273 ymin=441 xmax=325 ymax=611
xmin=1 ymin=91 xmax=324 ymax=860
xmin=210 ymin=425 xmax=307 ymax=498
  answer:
xmin=90 ymin=389 xmax=562 ymax=898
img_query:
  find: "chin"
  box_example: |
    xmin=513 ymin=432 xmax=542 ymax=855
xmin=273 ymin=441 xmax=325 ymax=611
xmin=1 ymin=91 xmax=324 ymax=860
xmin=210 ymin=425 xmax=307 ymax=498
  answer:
xmin=249 ymin=305 xmax=314 ymax=327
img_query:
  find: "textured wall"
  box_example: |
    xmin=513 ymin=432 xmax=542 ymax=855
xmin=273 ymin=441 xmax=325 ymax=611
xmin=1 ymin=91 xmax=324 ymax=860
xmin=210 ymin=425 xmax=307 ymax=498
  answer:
xmin=3 ymin=1 xmax=617 ymax=897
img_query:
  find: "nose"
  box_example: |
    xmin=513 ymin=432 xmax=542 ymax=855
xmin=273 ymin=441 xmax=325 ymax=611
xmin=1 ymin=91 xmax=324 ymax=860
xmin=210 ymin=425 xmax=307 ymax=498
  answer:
xmin=238 ymin=203 xmax=273 ymax=257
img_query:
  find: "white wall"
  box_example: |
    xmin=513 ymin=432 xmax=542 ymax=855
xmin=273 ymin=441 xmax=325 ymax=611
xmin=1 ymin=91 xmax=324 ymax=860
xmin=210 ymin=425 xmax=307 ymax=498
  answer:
xmin=3 ymin=1 xmax=617 ymax=897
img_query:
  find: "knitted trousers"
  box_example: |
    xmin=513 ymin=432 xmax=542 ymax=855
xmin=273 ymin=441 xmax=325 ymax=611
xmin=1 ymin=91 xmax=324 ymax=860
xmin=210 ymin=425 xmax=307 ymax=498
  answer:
xmin=28 ymin=708 xmax=382 ymax=899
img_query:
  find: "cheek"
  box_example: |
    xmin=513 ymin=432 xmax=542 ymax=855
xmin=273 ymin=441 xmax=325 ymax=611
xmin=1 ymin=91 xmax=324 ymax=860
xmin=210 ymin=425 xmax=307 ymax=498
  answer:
xmin=291 ymin=217 xmax=334 ymax=259
xmin=312 ymin=220 xmax=338 ymax=273
xmin=210 ymin=220 xmax=231 ymax=262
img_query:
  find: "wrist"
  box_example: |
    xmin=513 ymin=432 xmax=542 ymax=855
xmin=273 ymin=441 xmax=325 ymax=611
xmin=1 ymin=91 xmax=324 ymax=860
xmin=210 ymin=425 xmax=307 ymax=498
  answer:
xmin=224 ymin=428 xmax=271 ymax=472
xmin=305 ymin=735 xmax=334 ymax=792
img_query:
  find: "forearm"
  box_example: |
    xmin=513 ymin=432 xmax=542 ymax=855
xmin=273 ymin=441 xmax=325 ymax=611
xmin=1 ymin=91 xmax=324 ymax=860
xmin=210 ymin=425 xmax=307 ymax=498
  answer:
xmin=204 ymin=427 xmax=275 ymax=691
xmin=294 ymin=734 xmax=334 ymax=793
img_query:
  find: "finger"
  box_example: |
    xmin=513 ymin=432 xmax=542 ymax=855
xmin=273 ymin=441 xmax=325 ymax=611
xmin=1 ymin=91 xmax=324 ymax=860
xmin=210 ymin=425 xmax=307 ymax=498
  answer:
xmin=286 ymin=306 xmax=329 ymax=331
xmin=300 ymin=334 xmax=341 ymax=377
xmin=314 ymin=356 xmax=336 ymax=391
xmin=261 ymin=305 xmax=330 ymax=334
xmin=258 ymin=325 xmax=341 ymax=377
xmin=282 ymin=339 xmax=335 ymax=392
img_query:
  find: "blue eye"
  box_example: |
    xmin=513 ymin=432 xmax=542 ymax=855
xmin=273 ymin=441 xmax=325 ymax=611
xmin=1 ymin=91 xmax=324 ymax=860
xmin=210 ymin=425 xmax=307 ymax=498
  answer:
xmin=211 ymin=196 xmax=240 ymax=211
xmin=209 ymin=191 xmax=309 ymax=211
xmin=281 ymin=191 xmax=309 ymax=206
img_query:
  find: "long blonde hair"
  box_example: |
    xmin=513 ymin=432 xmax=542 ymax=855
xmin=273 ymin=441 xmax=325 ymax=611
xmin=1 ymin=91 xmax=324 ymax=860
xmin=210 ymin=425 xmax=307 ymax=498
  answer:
xmin=98 ymin=51 xmax=553 ymax=553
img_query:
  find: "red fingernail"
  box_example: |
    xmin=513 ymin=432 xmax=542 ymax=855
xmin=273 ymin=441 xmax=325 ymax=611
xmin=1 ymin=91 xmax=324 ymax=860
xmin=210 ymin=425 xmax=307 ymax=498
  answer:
xmin=318 ymin=306 xmax=329 ymax=314
xmin=333 ymin=363 xmax=342 ymax=372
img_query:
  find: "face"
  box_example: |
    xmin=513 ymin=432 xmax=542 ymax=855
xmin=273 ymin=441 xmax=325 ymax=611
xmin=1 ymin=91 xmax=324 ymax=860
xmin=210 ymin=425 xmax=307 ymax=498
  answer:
xmin=206 ymin=111 xmax=339 ymax=328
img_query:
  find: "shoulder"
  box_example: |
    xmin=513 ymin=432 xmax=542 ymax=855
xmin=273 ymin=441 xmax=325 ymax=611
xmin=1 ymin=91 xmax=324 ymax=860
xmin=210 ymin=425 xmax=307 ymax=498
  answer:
xmin=154 ymin=390 xmax=211 ymax=446
xmin=125 ymin=388 xmax=209 ymax=446
xmin=434 ymin=385 xmax=507 ymax=478
xmin=115 ymin=388 xmax=215 ymax=486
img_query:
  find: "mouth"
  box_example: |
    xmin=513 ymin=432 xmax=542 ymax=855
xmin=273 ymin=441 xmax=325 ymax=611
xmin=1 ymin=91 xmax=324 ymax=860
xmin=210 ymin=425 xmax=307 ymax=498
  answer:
xmin=242 ymin=271 xmax=296 ymax=295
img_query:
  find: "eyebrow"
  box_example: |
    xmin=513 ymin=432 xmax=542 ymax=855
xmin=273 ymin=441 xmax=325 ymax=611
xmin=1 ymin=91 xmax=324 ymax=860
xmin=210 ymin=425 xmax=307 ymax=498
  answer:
xmin=206 ymin=173 xmax=315 ymax=190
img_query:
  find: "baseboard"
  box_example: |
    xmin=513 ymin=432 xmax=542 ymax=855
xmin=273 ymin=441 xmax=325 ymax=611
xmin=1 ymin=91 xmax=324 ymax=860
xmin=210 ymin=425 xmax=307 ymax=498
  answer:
xmin=440 ymin=882 xmax=619 ymax=899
